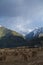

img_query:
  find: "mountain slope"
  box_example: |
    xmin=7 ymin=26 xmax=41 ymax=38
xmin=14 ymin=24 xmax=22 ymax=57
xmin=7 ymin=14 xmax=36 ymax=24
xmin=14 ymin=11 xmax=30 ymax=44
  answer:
xmin=25 ymin=27 xmax=43 ymax=40
xmin=25 ymin=27 xmax=43 ymax=47
xmin=0 ymin=27 xmax=24 ymax=38
xmin=0 ymin=26 xmax=25 ymax=48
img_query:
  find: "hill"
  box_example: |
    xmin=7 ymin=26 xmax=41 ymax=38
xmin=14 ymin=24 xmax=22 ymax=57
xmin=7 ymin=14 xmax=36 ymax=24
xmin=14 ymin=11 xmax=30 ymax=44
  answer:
xmin=0 ymin=26 xmax=25 ymax=48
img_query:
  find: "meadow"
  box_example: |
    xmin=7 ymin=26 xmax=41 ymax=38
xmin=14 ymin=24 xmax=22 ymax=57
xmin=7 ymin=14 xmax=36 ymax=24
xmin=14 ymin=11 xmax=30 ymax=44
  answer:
xmin=0 ymin=47 xmax=43 ymax=65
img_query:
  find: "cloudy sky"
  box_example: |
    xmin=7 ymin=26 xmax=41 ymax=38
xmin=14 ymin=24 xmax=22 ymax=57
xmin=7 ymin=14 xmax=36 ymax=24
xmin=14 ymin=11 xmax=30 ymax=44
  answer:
xmin=0 ymin=0 xmax=43 ymax=34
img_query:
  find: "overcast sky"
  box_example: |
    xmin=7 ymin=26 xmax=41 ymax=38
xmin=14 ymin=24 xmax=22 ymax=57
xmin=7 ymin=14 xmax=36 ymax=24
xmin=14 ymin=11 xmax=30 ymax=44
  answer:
xmin=0 ymin=0 xmax=43 ymax=34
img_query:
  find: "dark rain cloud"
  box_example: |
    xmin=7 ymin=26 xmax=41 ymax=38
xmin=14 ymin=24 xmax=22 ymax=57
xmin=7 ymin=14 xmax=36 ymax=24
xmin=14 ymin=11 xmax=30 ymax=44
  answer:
xmin=0 ymin=0 xmax=43 ymax=17
xmin=0 ymin=0 xmax=43 ymax=34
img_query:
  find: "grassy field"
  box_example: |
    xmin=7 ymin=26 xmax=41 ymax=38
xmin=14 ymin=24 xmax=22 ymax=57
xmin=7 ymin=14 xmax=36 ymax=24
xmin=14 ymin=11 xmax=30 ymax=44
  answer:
xmin=0 ymin=47 xmax=43 ymax=65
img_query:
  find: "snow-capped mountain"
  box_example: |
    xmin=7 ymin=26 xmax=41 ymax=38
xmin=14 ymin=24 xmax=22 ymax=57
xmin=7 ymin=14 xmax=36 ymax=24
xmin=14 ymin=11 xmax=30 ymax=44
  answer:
xmin=25 ymin=27 xmax=43 ymax=47
xmin=25 ymin=27 xmax=43 ymax=40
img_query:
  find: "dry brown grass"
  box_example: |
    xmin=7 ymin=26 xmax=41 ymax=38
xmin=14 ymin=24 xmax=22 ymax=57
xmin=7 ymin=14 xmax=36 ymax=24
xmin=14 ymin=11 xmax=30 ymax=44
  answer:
xmin=0 ymin=47 xmax=43 ymax=65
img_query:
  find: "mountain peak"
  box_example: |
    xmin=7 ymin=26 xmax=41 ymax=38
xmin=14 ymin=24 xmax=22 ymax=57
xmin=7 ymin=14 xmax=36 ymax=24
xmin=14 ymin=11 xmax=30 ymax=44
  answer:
xmin=25 ymin=27 xmax=43 ymax=40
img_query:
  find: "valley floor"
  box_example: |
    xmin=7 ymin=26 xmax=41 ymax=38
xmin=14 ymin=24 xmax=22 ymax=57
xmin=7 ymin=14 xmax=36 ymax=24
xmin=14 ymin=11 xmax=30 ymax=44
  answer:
xmin=0 ymin=47 xmax=43 ymax=65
